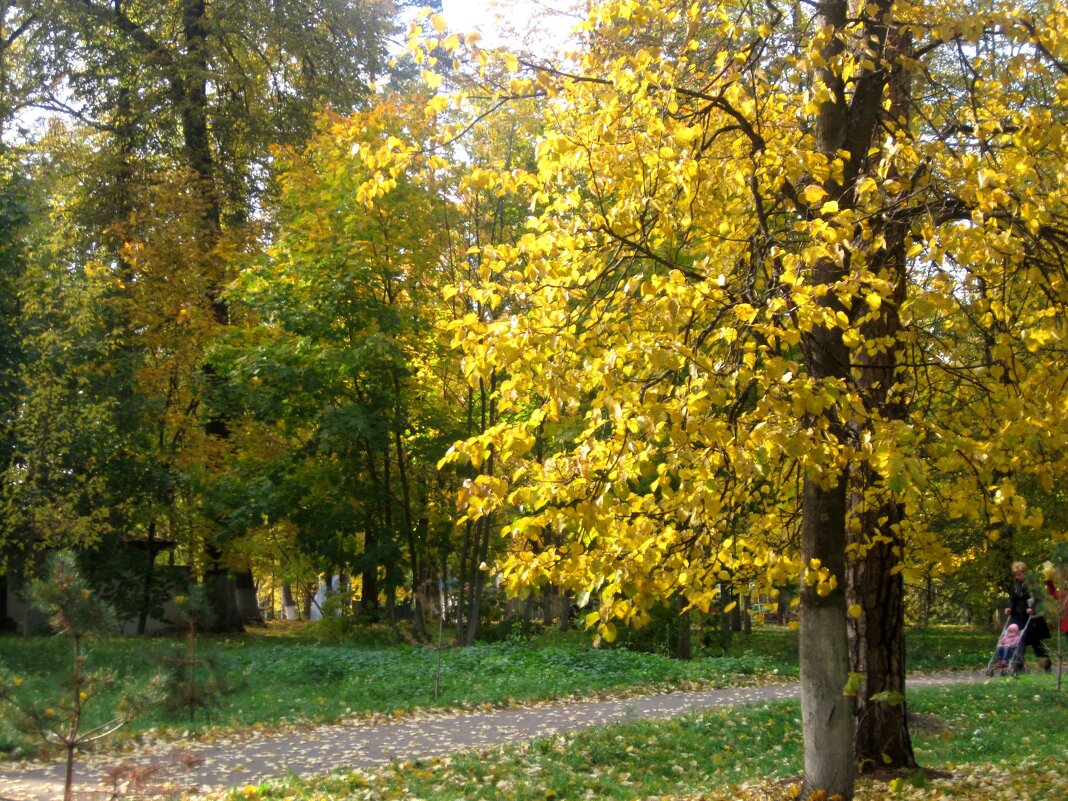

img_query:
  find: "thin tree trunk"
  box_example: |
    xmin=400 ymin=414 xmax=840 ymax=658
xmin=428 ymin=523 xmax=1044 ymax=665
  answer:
xmin=387 ymin=583 xmax=398 ymax=642
xmin=675 ymin=593 xmax=692 ymax=660
xmin=137 ymin=521 xmax=157 ymax=635
xmin=395 ymin=427 xmax=427 ymax=640
xmin=460 ymin=378 xmax=496 ymax=646
xmin=455 ymin=519 xmax=473 ymax=643
xmin=463 ymin=515 xmax=492 ymax=645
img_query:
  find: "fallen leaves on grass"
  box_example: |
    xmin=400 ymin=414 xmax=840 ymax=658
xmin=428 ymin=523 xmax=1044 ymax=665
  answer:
xmin=676 ymin=758 xmax=1068 ymax=801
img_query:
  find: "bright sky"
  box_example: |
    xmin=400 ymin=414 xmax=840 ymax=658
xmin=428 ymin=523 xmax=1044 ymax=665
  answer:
xmin=441 ymin=0 xmax=582 ymax=51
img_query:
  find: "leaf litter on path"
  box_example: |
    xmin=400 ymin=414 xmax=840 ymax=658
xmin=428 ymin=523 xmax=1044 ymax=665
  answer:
xmin=0 ymin=672 xmax=986 ymax=800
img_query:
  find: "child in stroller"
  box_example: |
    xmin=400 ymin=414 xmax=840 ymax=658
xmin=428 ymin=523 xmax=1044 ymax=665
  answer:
xmin=986 ymin=619 xmax=1029 ymax=676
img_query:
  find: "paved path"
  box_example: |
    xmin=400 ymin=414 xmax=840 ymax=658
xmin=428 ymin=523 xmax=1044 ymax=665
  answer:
xmin=0 ymin=672 xmax=985 ymax=801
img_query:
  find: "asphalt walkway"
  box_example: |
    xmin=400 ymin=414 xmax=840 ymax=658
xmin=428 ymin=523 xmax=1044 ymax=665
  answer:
xmin=0 ymin=672 xmax=984 ymax=800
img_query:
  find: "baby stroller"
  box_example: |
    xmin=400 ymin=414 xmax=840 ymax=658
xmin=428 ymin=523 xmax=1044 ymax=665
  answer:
xmin=984 ymin=618 xmax=1031 ymax=677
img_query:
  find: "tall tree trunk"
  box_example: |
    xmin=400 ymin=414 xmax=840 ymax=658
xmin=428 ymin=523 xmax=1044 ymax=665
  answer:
xmin=457 ymin=379 xmax=496 ymax=646
xmin=796 ymin=0 xmax=918 ymax=792
xmin=846 ymin=16 xmax=917 ymax=772
xmin=181 ymin=0 xmax=261 ymax=630
xmin=800 ymin=0 xmax=856 ymax=784
xmin=394 ymin=428 xmax=427 ymax=640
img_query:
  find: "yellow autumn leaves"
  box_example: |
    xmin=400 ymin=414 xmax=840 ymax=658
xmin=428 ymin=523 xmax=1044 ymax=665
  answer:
xmin=376 ymin=0 xmax=1068 ymax=641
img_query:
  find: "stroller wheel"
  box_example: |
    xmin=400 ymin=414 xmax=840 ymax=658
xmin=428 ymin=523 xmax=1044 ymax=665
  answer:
xmin=984 ymin=668 xmax=994 ymax=677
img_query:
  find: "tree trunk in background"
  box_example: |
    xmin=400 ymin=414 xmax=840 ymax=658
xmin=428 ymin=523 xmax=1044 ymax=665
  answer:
xmin=461 ymin=515 xmax=492 ymax=645
xmin=234 ymin=569 xmax=260 ymax=623
xmin=360 ymin=513 xmax=380 ymax=621
xmin=558 ymin=591 xmax=571 ymax=632
xmin=455 ymin=376 xmax=496 ymax=646
xmin=455 ymin=520 xmax=472 ymax=643
xmin=137 ymin=521 xmax=157 ymax=635
xmin=387 ymin=583 xmax=398 ymax=641
xmin=542 ymin=584 xmax=555 ymax=626
xmin=281 ymin=583 xmax=296 ymax=620
xmin=205 ymin=573 xmax=242 ymax=632
xmin=675 ymin=595 xmax=692 ymax=660
xmin=0 ymin=575 xmax=14 ymax=632
xmin=182 ymin=0 xmax=260 ymax=631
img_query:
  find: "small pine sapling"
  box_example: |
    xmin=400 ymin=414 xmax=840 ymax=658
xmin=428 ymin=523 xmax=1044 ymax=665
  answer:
xmin=0 ymin=551 xmax=164 ymax=801
xmin=162 ymin=584 xmax=224 ymax=722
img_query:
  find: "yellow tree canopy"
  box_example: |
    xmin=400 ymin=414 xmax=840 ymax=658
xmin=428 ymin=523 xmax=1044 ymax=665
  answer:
xmin=397 ymin=0 xmax=1068 ymax=644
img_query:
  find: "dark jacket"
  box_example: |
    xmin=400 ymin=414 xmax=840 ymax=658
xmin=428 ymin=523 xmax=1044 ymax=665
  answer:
xmin=1008 ymin=578 xmax=1032 ymax=627
xmin=1010 ymin=578 xmax=1051 ymax=642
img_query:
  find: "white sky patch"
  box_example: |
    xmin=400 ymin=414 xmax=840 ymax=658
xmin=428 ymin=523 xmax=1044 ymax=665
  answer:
xmin=441 ymin=0 xmax=584 ymax=53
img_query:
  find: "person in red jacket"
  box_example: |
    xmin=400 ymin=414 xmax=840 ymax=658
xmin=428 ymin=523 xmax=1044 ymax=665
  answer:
xmin=1046 ymin=568 xmax=1068 ymax=637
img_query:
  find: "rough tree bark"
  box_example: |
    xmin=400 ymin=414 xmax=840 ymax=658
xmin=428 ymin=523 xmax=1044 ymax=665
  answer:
xmin=845 ymin=6 xmax=918 ymax=772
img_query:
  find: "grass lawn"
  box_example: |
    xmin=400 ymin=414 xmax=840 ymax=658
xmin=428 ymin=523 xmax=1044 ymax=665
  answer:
xmin=0 ymin=622 xmax=993 ymax=761
xmin=213 ymin=674 xmax=1068 ymax=801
